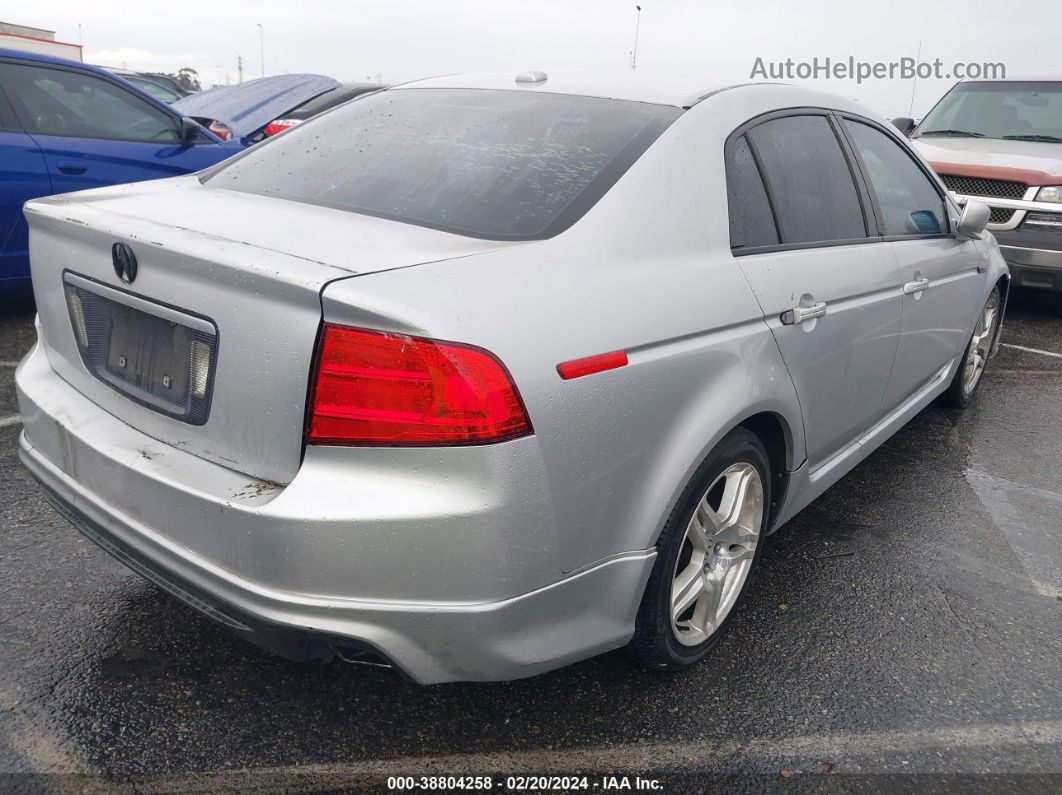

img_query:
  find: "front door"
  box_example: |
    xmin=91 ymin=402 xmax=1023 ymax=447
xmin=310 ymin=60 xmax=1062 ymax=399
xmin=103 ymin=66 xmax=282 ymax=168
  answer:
xmin=0 ymin=60 xmax=227 ymax=196
xmin=837 ymin=116 xmax=986 ymax=408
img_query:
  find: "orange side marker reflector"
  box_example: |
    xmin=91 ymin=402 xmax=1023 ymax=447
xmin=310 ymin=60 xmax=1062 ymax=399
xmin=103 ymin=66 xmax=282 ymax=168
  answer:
xmin=556 ymin=350 xmax=628 ymax=380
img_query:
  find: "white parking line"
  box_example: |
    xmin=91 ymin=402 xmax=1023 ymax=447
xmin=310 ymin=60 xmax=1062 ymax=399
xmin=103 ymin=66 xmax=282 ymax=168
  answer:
xmin=1002 ymin=343 xmax=1062 ymax=359
xmin=0 ymin=360 xmax=20 ymax=368
xmin=140 ymin=719 xmax=1062 ymax=787
xmin=0 ymin=415 xmax=21 ymax=429
xmin=966 ymin=467 xmax=1062 ymax=598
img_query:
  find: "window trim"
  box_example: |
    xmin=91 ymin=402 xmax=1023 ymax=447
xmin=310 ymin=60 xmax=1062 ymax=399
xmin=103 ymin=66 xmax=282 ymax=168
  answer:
xmin=726 ymin=133 xmax=782 ymax=248
xmin=731 ymin=236 xmax=885 ymax=257
xmin=724 ymin=106 xmax=881 ymax=257
xmin=742 ymin=134 xmax=784 ymax=245
xmin=834 ymin=112 xmax=954 ymax=242
xmin=0 ymin=57 xmax=196 ymax=145
xmin=826 ymin=113 xmax=883 ymax=238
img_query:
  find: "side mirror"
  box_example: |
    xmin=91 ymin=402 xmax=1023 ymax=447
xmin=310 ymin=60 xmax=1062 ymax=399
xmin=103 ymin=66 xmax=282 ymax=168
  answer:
xmin=956 ymin=199 xmax=991 ymax=240
xmin=891 ymin=116 xmax=916 ymax=137
xmin=178 ymin=116 xmax=202 ymax=142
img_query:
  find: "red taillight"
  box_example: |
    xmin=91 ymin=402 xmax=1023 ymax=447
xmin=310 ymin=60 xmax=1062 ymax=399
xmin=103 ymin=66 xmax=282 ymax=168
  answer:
xmin=207 ymin=120 xmax=232 ymax=140
xmin=307 ymin=325 xmax=532 ymax=446
xmin=264 ymin=118 xmax=301 ymax=136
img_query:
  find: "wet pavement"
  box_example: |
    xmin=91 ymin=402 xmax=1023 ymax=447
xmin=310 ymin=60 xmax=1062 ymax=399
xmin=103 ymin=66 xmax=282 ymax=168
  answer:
xmin=0 ymin=289 xmax=1060 ymax=792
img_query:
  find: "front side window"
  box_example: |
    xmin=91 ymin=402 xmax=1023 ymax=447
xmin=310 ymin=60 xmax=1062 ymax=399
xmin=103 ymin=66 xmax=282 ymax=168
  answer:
xmin=746 ymin=115 xmax=867 ymax=245
xmin=205 ymin=88 xmax=682 ymax=240
xmin=725 ymin=135 xmax=779 ymax=248
xmin=843 ymin=120 xmax=948 ymax=237
xmin=0 ymin=63 xmax=180 ymax=142
xmin=917 ymin=81 xmax=1062 ymax=143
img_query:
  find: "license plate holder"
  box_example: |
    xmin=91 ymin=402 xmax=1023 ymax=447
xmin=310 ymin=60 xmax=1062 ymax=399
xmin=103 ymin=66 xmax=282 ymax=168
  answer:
xmin=63 ymin=273 xmax=218 ymax=425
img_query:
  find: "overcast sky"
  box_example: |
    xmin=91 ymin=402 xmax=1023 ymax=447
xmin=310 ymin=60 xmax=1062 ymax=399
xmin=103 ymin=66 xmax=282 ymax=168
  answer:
xmin=22 ymin=0 xmax=1062 ymax=117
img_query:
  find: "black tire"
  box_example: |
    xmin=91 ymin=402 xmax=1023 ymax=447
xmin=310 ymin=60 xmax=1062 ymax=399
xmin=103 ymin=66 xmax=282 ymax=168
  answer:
xmin=629 ymin=427 xmax=770 ymax=671
xmin=940 ymin=286 xmax=1001 ymax=408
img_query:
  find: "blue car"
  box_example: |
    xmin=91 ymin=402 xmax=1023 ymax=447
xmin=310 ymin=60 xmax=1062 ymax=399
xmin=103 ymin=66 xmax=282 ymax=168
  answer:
xmin=0 ymin=49 xmax=243 ymax=293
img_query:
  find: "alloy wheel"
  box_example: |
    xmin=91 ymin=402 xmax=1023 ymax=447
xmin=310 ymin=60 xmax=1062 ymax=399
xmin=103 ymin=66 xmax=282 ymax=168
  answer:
xmin=669 ymin=462 xmax=764 ymax=646
xmin=962 ymin=294 xmax=999 ymax=395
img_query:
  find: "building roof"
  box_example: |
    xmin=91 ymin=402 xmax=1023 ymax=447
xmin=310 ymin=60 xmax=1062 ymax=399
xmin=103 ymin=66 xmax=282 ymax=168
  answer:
xmin=0 ymin=22 xmax=56 ymax=38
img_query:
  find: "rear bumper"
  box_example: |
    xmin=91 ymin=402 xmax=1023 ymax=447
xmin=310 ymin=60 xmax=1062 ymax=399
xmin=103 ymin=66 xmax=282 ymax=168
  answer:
xmin=28 ymin=472 xmax=360 ymax=667
xmin=16 ymin=342 xmax=654 ymax=683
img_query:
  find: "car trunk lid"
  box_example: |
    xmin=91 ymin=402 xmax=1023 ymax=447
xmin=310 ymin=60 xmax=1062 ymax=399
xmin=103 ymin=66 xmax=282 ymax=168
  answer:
xmin=24 ymin=177 xmax=511 ymax=483
xmin=172 ymin=74 xmax=340 ymax=141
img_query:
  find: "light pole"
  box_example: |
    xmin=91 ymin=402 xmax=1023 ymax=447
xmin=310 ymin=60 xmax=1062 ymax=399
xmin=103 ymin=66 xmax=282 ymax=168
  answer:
xmin=630 ymin=5 xmax=641 ymax=71
xmin=907 ymin=39 xmax=922 ymax=117
xmin=256 ymin=23 xmax=265 ymax=78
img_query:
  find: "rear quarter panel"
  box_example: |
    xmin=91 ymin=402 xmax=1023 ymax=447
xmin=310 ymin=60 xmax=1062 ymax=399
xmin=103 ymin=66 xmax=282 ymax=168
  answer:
xmin=322 ymin=94 xmax=808 ymax=574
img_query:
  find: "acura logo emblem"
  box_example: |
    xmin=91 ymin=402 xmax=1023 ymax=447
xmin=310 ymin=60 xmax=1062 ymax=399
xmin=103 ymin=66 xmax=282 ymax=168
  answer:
xmin=112 ymin=242 xmax=138 ymax=284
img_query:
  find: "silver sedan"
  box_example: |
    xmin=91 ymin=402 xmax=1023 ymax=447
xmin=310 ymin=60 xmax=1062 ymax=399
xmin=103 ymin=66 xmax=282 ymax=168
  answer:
xmin=16 ymin=71 xmax=1008 ymax=683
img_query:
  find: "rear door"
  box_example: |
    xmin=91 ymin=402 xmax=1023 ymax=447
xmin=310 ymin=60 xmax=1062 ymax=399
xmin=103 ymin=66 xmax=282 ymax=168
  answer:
xmin=838 ymin=116 xmax=986 ymax=409
xmin=0 ymin=60 xmax=228 ymax=195
xmin=726 ymin=111 xmax=904 ymax=473
xmin=0 ymin=84 xmax=50 ymax=286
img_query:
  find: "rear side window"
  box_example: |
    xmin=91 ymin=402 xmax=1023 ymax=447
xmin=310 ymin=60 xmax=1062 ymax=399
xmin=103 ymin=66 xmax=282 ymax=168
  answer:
xmin=205 ymin=88 xmax=682 ymax=241
xmin=746 ymin=115 xmax=867 ymax=245
xmin=725 ymin=135 xmax=779 ymax=248
xmin=0 ymin=63 xmax=180 ymax=142
xmin=842 ymin=119 xmax=948 ymax=236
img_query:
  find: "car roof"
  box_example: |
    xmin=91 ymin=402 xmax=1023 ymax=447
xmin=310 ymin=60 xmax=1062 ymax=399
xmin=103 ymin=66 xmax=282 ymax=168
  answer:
xmin=393 ymin=71 xmax=748 ymax=108
xmin=959 ymin=74 xmax=1062 ymax=83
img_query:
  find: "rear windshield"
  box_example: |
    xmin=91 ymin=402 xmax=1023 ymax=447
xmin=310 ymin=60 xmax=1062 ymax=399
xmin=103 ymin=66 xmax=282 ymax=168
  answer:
xmin=204 ymin=88 xmax=681 ymax=240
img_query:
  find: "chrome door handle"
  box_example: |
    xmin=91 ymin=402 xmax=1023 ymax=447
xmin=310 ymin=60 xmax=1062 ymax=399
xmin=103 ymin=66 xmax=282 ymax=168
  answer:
xmin=780 ymin=302 xmax=827 ymax=326
xmin=903 ymin=278 xmax=930 ymax=295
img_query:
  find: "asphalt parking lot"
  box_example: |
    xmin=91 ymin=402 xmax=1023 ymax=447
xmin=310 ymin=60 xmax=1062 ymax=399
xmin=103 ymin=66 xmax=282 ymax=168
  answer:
xmin=0 ymin=290 xmax=1060 ymax=793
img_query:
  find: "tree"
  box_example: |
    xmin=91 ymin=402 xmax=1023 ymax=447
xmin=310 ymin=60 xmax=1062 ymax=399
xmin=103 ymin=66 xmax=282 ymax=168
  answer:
xmin=168 ymin=67 xmax=201 ymax=92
